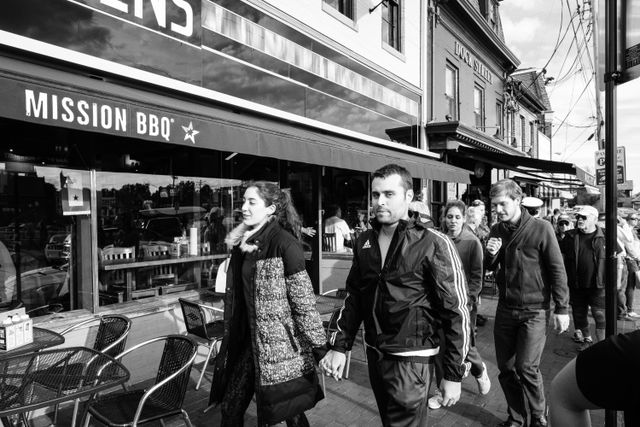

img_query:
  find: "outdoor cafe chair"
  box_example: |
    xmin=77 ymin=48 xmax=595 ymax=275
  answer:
xmin=82 ymin=334 xmax=198 ymax=427
xmin=34 ymin=314 xmax=132 ymax=426
xmin=178 ymin=298 xmax=224 ymax=390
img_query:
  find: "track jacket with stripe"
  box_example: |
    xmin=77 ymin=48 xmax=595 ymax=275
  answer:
xmin=329 ymin=218 xmax=471 ymax=382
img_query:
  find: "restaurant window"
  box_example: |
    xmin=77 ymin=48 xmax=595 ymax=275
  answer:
xmin=321 ymin=168 xmax=369 ymax=254
xmin=323 ymin=0 xmax=354 ymax=20
xmin=430 ymin=180 xmax=445 ymax=227
xmin=495 ymin=101 xmax=503 ymax=139
xmin=474 ymin=85 xmax=485 ymax=130
xmin=382 ymin=0 xmax=402 ymax=52
xmin=0 ymin=162 xmax=90 ymax=316
xmin=445 ymin=64 xmax=459 ymax=120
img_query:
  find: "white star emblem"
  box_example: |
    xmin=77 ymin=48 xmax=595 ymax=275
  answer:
xmin=182 ymin=121 xmax=200 ymax=144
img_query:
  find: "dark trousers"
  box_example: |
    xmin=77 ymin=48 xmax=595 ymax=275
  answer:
xmin=569 ymin=287 xmax=605 ymax=335
xmin=626 ymin=259 xmax=638 ymax=312
xmin=494 ymin=306 xmax=549 ymax=426
xmin=366 ymin=347 xmax=432 ymax=427
xmin=221 ymin=344 xmax=309 ymax=427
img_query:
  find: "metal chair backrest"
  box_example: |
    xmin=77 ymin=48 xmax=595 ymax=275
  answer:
xmin=92 ymin=315 xmax=132 ymax=357
xmin=179 ymin=298 xmax=219 ymax=341
xmin=322 ymin=233 xmax=337 ymax=252
xmin=141 ymin=244 xmax=170 ymax=259
xmin=152 ymin=335 xmax=198 ymax=410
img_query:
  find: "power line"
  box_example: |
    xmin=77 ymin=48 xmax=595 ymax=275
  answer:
xmin=552 ymin=74 xmax=594 ymax=138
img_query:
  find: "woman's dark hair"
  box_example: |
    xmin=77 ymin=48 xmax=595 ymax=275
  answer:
xmin=246 ymin=181 xmax=302 ymax=240
xmin=440 ymin=199 xmax=467 ymax=233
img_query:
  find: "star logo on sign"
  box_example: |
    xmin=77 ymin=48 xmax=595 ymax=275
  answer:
xmin=182 ymin=121 xmax=200 ymax=144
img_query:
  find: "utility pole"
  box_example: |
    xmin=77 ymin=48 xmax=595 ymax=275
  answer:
xmin=604 ymin=0 xmax=619 ymax=424
xmin=589 ymin=0 xmax=604 ymax=150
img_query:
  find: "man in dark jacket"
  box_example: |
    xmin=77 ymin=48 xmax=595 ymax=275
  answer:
xmin=559 ymin=205 xmax=606 ymax=345
xmin=485 ymin=179 xmax=569 ymax=427
xmin=319 ymin=164 xmax=471 ymax=427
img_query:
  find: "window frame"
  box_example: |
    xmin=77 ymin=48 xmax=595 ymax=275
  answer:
xmin=495 ymin=101 xmax=504 ymax=139
xmin=445 ymin=63 xmax=459 ymax=120
xmin=473 ymin=84 xmax=485 ymax=130
xmin=382 ymin=0 xmax=402 ymax=52
xmin=322 ymin=0 xmax=355 ymax=21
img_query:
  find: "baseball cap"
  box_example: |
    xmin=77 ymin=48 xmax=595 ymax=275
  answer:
xmin=558 ymin=214 xmax=571 ymax=225
xmin=574 ymin=205 xmax=599 ymax=218
xmin=521 ymin=197 xmax=543 ymax=208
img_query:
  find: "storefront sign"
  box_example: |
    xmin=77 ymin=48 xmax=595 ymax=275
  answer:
xmin=454 ymin=41 xmax=493 ymax=84
xmin=12 ymin=83 xmax=190 ymax=144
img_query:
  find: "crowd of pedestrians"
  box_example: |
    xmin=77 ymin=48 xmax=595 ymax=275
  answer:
xmin=208 ymin=163 xmax=640 ymax=427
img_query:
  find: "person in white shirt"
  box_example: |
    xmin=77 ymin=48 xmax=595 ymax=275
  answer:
xmin=618 ymin=212 xmax=640 ymax=319
xmin=324 ymin=205 xmax=352 ymax=252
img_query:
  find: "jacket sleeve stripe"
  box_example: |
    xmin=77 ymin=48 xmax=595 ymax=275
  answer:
xmin=429 ymin=229 xmax=471 ymax=362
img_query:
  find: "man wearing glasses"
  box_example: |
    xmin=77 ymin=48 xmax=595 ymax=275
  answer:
xmin=555 ymin=214 xmax=571 ymax=244
xmin=618 ymin=212 xmax=640 ymax=320
xmin=559 ymin=206 xmax=606 ymax=345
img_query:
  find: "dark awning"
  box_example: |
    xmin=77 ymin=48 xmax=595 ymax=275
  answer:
xmin=0 ymin=56 xmax=470 ymax=183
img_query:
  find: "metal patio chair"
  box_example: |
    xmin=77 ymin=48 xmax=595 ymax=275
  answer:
xmin=178 ymin=298 xmax=224 ymax=390
xmin=82 ymin=335 xmax=198 ymax=427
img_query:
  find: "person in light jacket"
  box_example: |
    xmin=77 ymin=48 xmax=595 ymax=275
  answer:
xmin=210 ymin=182 xmax=327 ymax=427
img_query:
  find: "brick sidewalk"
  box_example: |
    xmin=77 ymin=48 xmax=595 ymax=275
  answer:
xmin=41 ymin=288 xmax=637 ymax=426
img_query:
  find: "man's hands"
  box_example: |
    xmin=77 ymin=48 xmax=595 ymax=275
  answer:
xmin=319 ymin=350 xmax=346 ymax=381
xmin=486 ymin=237 xmax=502 ymax=256
xmin=440 ymin=379 xmax=462 ymax=407
xmin=553 ymin=313 xmax=570 ymax=333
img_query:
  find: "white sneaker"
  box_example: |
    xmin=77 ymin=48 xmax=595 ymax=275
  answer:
xmin=428 ymin=388 xmax=443 ymax=409
xmin=628 ymin=312 xmax=640 ymax=318
xmin=476 ymin=363 xmax=491 ymax=395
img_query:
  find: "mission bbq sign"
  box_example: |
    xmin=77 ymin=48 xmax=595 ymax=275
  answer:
xmin=0 ymin=77 xmax=204 ymax=146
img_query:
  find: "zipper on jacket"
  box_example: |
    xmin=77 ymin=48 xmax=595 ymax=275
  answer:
xmin=284 ymin=323 xmax=299 ymax=353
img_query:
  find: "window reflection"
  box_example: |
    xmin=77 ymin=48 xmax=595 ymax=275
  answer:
xmin=95 ymin=172 xmax=242 ymax=306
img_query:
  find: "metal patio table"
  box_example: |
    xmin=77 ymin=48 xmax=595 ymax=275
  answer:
xmin=0 ymin=327 xmax=65 ymax=361
xmin=0 ymin=346 xmax=130 ymax=426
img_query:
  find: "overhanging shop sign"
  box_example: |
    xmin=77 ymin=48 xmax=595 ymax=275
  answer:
xmin=0 ymin=77 xmax=203 ymax=146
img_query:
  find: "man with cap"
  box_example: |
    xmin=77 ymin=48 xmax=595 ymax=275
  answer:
xmin=559 ymin=205 xmax=606 ymax=345
xmin=555 ymin=214 xmax=572 ymax=244
xmin=618 ymin=212 xmax=640 ymax=319
xmin=521 ymin=197 xmax=544 ymax=218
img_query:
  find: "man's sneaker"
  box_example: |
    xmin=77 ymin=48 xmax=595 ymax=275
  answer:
xmin=628 ymin=311 xmax=640 ymax=318
xmin=572 ymin=330 xmax=584 ymax=343
xmin=476 ymin=362 xmax=491 ymax=395
xmin=428 ymin=388 xmax=443 ymax=410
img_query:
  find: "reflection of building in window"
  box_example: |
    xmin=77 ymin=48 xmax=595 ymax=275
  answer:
xmin=495 ymin=101 xmax=503 ymax=138
xmin=323 ymin=0 xmax=354 ymax=19
xmin=445 ymin=64 xmax=459 ymax=120
xmin=382 ymin=0 xmax=401 ymax=52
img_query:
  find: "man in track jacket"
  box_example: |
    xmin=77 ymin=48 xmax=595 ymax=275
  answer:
xmin=485 ymin=179 xmax=569 ymax=427
xmin=319 ymin=164 xmax=471 ymax=427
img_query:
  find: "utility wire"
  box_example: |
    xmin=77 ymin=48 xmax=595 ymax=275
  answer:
xmin=552 ymin=74 xmax=594 ymax=138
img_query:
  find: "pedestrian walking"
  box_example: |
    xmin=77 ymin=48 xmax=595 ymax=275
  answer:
xmin=319 ymin=164 xmax=471 ymax=427
xmin=558 ymin=205 xmax=606 ymax=345
xmin=485 ymin=179 xmax=569 ymax=427
xmin=617 ymin=212 xmax=640 ymax=320
xmin=209 ymin=181 xmax=327 ymax=427
xmin=555 ymin=214 xmax=571 ymax=244
xmin=429 ymin=200 xmax=491 ymax=410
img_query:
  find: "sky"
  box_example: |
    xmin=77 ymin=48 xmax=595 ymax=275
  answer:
xmin=500 ymin=0 xmax=640 ymax=194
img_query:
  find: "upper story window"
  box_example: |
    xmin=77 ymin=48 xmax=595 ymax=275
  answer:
xmin=519 ymin=115 xmax=526 ymax=150
xmin=474 ymin=85 xmax=485 ymax=129
xmin=445 ymin=64 xmax=459 ymax=120
xmin=495 ymin=101 xmax=503 ymax=139
xmin=324 ymin=0 xmax=354 ymax=20
xmin=488 ymin=0 xmax=498 ymax=31
xmin=382 ymin=0 xmax=401 ymax=52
